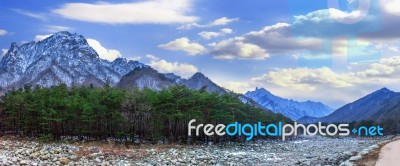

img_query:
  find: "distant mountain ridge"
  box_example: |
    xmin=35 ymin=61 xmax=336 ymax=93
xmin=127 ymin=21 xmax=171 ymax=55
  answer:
xmin=245 ymin=88 xmax=334 ymax=120
xmin=117 ymin=67 xmax=227 ymax=93
xmin=299 ymin=88 xmax=400 ymax=123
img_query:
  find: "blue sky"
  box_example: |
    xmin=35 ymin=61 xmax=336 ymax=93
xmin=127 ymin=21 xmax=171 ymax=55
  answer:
xmin=1 ymin=0 xmax=400 ymax=108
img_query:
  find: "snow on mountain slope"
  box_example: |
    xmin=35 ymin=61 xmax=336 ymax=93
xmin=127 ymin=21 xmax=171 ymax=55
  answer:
xmin=0 ymin=31 xmax=145 ymax=90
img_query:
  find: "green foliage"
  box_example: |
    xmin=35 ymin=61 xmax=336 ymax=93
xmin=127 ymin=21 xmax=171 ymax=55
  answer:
xmin=0 ymin=84 xmax=291 ymax=143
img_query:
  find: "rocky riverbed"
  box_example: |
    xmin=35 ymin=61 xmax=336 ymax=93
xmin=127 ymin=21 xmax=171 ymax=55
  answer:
xmin=0 ymin=136 xmax=394 ymax=166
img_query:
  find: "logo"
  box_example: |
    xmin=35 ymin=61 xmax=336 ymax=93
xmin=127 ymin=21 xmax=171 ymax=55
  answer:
xmin=188 ymin=119 xmax=383 ymax=141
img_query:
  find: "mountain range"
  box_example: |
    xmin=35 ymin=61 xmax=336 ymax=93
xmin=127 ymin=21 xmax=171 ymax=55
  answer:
xmin=0 ymin=31 xmax=225 ymax=94
xmin=245 ymin=88 xmax=334 ymax=120
xmin=299 ymin=88 xmax=400 ymax=123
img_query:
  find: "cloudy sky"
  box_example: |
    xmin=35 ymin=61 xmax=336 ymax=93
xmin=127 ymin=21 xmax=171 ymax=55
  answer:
xmin=1 ymin=0 xmax=400 ymax=108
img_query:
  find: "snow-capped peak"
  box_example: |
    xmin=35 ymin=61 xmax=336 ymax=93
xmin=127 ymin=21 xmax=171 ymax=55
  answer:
xmin=0 ymin=31 xmax=145 ymax=91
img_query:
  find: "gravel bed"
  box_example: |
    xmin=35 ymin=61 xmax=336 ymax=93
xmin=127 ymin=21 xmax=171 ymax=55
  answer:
xmin=0 ymin=136 xmax=393 ymax=166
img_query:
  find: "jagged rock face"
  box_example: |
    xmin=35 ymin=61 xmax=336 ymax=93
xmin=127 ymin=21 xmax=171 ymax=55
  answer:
xmin=106 ymin=58 xmax=144 ymax=78
xmin=164 ymin=73 xmax=182 ymax=83
xmin=118 ymin=69 xmax=227 ymax=94
xmin=245 ymin=88 xmax=334 ymax=120
xmin=117 ymin=67 xmax=176 ymax=90
xmin=181 ymin=73 xmax=227 ymax=94
xmin=0 ymin=31 xmax=145 ymax=90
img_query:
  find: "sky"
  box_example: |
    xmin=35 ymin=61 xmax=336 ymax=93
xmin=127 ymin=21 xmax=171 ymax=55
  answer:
xmin=1 ymin=0 xmax=400 ymax=108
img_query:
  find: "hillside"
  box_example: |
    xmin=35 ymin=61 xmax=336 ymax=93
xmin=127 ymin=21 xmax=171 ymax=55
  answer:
xmin=299 ymin=88 xmax=400 ymax=123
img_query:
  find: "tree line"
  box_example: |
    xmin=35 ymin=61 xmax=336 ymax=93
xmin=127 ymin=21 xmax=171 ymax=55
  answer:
xmin=0 ymin=84 xmax=291 ymax=143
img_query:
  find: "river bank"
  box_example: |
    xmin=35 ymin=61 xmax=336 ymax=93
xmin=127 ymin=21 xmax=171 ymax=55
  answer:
xmin=0 ymin=136 xmax=394 ymax=166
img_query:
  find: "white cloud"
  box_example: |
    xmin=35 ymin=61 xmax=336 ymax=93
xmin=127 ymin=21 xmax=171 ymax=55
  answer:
xmin=356 ymin=57 xmax=400 ymax=78
xmin=45 ymin=25 xmax=72 ymax=33
xmin=198 ymin=28 xmax=233 ymax=39
xmin=388 ymin=46 xmax=399 ymax=52
xmin=146 ymin=54 xmax=198 ymax=77
xmin=178 ymin=17 xmax=239 ymax=29
xmin=328 ymin=8 xmax=368 ymax=24
xmin=52 ymin=0 xmax=198 ymax=24
xmin=87 ymin=39 xmax=122 ymax=61
xmin=209 ymin=23 xmax=325 ymax=60
xmin=220 ymin=81 xmax=252 ymax=94
xmin=198 ymin=32 xmax=220 ymax=40
xmin=127 ymin=56 xmax=142 ymax=61
xmin=252 ymin=67 xmax=355 ymax=91
xmin=34 ymin=34 xmax=52 ymax=42
xmin=381 ymin=0 xmax=400 ymax=16
xmin=13 ymin=9 xmax=46 ymax=21
xmin=159 ymin=37 xmax=206 ymax=55
xmin=0 ymin=29 xmax=8 ymax=36
xmin=146 ymin=54 xmax=159 ymax=61
xmin=1 ymin=49 xmax=8 ymax=56
xmin=244 ymin=23 xmax=322 ymax=52
xmin=209 ymin=17 xmax=239 ymax=26
xmin=209 ymin=37 xmax=269 ymax=60
xmin=220 ymin=28 xmax=233 ymax=34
